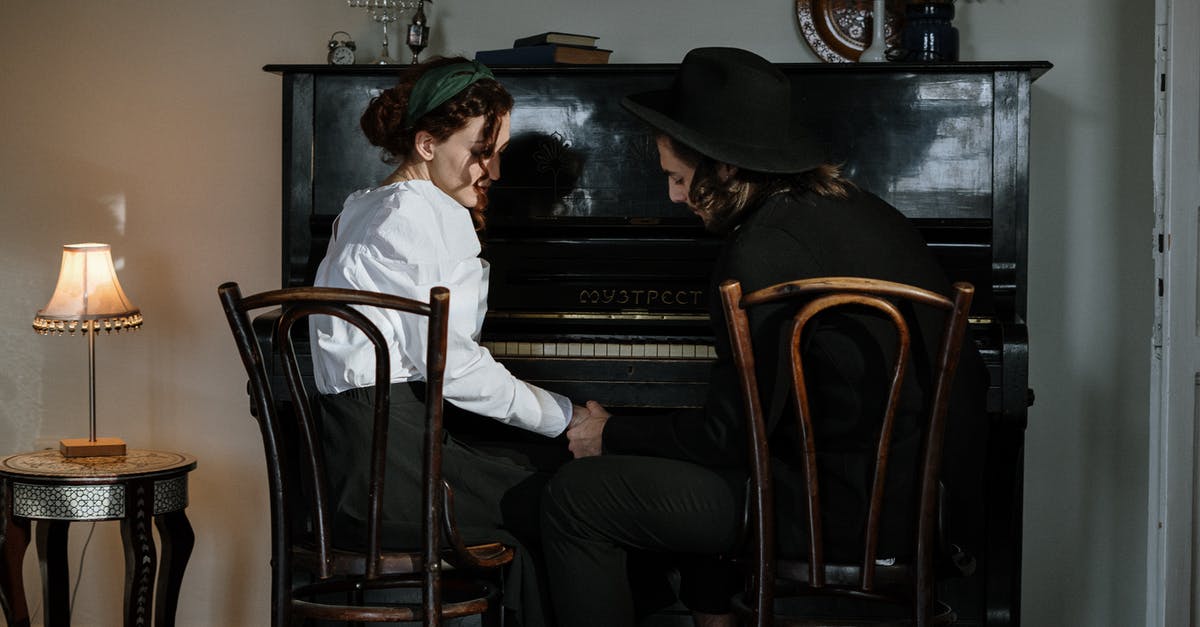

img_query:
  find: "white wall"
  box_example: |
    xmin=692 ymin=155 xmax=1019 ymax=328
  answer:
xmin=958 ymin=2 xmax=1154 ymax=625
xmin=0 ymin=1 xmax=1151 ymax=625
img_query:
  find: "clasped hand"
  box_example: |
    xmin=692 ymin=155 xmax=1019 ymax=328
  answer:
xmin=566 ymin=400 xmax=610 ymax=458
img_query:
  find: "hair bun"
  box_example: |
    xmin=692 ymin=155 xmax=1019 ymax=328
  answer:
xmin=362 ymin=86 xmax=409 ymax=149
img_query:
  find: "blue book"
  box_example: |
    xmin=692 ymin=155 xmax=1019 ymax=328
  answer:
xmin=475 ymin=44 xmax=612 ymax=65
xmin=513 ymin=32 xmax=599 ymax=48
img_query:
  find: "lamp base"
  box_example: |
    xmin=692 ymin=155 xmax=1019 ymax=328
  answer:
xmin=59 ymin=437 xmax=126 ymax=458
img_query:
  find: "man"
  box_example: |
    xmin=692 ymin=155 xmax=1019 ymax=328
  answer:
xmin=542 ymin=47 xmax=988 ymax=627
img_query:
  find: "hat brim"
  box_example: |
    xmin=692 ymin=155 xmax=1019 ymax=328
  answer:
xmin=622 ymin=89 xmax=825 ymax=174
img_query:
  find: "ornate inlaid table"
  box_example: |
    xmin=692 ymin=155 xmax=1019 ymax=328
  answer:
xmin=0 ymin=449 xmax=196 ymax=627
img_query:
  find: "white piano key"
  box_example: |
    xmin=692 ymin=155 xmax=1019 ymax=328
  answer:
xmin=484 ymin=340 xmax=716 ymax=361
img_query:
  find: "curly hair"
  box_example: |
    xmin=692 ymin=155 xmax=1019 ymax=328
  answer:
xmin=661 ymin=135 xmax=851 ymax=233
xmin=361 ymin=57 xmax=514 ymax=230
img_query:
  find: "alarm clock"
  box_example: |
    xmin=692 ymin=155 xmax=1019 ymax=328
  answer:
xmin=327 ymin=31 xmax=357 ymax=65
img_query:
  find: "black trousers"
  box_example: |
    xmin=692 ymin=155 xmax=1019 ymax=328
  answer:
xmin=319 ymin=383 xmax=568 ymax=627
xmin=541 ymin=455 xmax=747 ymax=627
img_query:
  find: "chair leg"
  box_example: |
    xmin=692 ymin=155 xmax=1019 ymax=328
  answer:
xmin=350 ymin=586 xmax=366 ymax=627
xmin=480 ymin=601 xmax=504 ymax=627
xmin=486 ymin=571 xmax=507 ymax=627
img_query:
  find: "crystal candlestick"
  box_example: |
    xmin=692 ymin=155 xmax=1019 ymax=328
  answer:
xmin=347 ymin=0 xmax=421 ymax=64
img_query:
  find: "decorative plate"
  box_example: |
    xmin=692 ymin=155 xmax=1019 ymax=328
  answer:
xmin=796 ymin=0 xmax=907 ymax=63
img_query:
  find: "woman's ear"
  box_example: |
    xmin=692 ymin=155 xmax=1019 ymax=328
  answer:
xmin=412 ymin=130 xmax=437 ymax=161
xmin=716 ymin=163 xmax=739 ymax=184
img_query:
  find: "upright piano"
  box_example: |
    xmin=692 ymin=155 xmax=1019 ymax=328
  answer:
xmin=263 ymin=60 xmax=1050 ymax=626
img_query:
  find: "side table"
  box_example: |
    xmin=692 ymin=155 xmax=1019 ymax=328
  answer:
xmin=0 ymin=449 xmax=196 ymax=627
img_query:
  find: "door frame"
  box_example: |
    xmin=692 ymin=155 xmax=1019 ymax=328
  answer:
xmin=1148 ymin=0 xmax=1200 ymax=624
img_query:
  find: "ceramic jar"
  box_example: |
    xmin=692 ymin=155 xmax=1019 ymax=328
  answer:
xmin=900 ymin=0 xmax=959 ymax=62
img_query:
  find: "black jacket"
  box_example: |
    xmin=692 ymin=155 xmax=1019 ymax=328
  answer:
xmin=603 ymin=186 xmax=989 ymax=561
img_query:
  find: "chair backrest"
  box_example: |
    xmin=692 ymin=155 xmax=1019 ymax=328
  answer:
xmin=720 ymin=277 xmax=973 ymax=626
xmin=217 ymin=282 xmax=452 ymax=623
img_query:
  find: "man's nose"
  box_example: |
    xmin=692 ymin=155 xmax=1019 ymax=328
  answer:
xmin=668 ymin=185 xmax=686 ymax=204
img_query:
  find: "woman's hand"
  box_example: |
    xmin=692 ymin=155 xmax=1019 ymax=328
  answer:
xmin=566 ymin=400 xmax=610 ymax=458
xmin=569 ymin=403 xmax=592 ymax=429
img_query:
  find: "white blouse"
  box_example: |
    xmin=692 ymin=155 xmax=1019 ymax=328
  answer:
xmin=309 ymin=180 xmax=571 ymax=437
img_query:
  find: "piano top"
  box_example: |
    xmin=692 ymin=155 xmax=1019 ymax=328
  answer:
xmin=264 ymin=61 xmax=1052 ymax=79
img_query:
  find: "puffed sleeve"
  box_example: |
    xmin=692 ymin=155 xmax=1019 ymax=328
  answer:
xmin=323 ymin=195 xmax=571 ymax=437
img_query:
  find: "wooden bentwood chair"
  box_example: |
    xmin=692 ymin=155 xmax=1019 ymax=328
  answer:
xmin=218 ymin=283 xmax=513 ymax=626
xmin=720 ymin=277 xmax=974 ymax=627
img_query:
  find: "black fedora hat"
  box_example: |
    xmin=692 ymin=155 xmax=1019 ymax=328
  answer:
xmin=622 ymin=47 xmax=824 ymax=174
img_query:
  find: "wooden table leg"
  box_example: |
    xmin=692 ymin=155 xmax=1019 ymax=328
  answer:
xmin=153 ymin=510 xmax=193 ymax=627
xmin=0 ymin=481 xmax=32 ymax=627
xmin=121 ymin=481 xmax=157 ymax=627
xmin=36 ymin=520 xmax=71 ymax=627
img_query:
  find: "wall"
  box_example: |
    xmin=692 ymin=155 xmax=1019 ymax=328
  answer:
xmin=957 ymin=2 xmax=1154 ymax=625
xmin=0 ymin=1 xmax=1152 ymax=625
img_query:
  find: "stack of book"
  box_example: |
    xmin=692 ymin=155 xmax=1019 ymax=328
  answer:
xmin=475 ymin=32 xmax=612 ymax=65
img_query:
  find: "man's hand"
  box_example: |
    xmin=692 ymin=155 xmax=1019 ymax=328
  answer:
xmin=566 ymin=400 xmax=610 ymax=458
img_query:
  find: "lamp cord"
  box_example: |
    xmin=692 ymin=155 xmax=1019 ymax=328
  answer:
xmin=21 ymin=522 xmax=100 ymax=622
xmin=68 ymin=522 xmax=97 ymax=617
xmin=24 ymin=521 xmax=95 ymax=622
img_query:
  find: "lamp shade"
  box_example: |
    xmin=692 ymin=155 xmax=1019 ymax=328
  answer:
xmin=33 ymin=243 xmax=142 ymax=335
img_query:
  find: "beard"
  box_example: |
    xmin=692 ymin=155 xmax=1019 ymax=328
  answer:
xmin=697 ymin=202 xmax=743 ymax=234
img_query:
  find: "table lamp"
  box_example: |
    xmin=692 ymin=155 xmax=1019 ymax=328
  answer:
xmin=32 ymin=243 xmax=142 ymax=457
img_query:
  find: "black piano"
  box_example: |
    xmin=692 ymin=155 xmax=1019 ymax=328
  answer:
xmin=263 ymin=60 xmax=1049 ymax=626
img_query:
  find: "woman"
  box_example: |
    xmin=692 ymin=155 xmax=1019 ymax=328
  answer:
xmin=543 ymin=47 xmax=988 ymax=627
xmin=310 ymin=57 xmax=589 ymax=627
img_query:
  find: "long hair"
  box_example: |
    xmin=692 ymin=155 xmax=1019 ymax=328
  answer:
xmin=662 ymin=135 xmax=852 ymax=233
xmin=360 ymin=57 xmax=514 ymax=231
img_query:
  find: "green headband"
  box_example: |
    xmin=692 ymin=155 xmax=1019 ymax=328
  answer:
xmin=405 ymin=61 xmax=496 ymax=129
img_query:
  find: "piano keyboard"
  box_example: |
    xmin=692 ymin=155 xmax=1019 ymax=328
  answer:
xmin=481 ymin=341 xmax=717 ymax=360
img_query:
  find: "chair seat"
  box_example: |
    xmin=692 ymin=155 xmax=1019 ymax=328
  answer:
xmin=775 ymin=560 xmax=913 ymax=593
xmin=293 ymin=575 xmax=505 ymax=621
xmin=733 ymin=593 xmax=956 ymax=627
xmin=293 ymin=541 xmax=515 ymax=576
